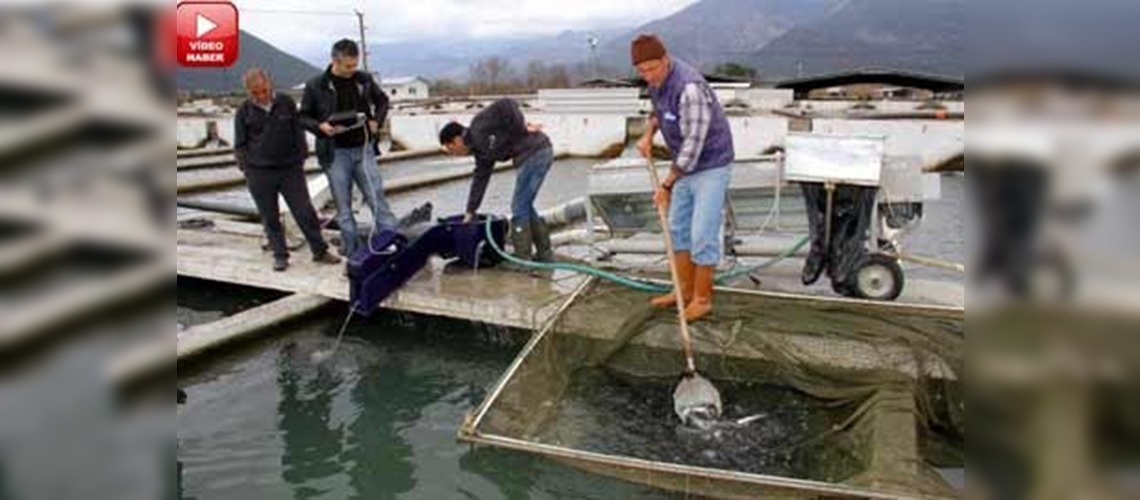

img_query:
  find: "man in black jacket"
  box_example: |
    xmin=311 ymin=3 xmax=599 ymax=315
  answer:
xmin=438 ymin=98 xmax=554 ymax=262
xmin=299 ymin=39 xmax=397 ymax=259
xmin=233 ymin=68 xmax=340 ymax=272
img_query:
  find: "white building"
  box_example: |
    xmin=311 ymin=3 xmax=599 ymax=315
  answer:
xmin=378 ymin=76 xmax=430 ymax=101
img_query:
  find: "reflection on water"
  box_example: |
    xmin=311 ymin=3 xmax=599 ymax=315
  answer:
xmin=177 ymin=296 xmax=672 ymax=499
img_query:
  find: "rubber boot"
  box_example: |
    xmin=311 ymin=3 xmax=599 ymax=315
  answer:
xmin=499 ymin=218 xmax=533 ymax=274
xmin=531 ymin=217 xmax=554 ymax=263
xmin=510 ymin=219 xmax=534 ymax=261
xmin=684 ymin=265 xmax=715 ymax=322
xmin=650 ymin=251 xmax=693 ymax=308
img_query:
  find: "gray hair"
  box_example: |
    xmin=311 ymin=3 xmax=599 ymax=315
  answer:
xmin=242 ymin=68 xmax=272 ymax=89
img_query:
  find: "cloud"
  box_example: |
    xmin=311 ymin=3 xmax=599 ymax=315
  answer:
xmin=233 ymin=0 xmax=697 ymax=57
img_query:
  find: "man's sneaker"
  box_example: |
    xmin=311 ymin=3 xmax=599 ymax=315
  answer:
xmin=313 ymin=252 xmax=341 ymax=265
xmin=273 ymin=257 xmax=289 ymax=272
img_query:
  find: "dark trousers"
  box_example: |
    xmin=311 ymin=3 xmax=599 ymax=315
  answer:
xmin=244 ymin=165 xmax=329 ymax=259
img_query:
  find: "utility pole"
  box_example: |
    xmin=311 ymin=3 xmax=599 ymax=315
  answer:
xmin=588 ymin=36 xmax=599 ymax=80
xmin=355 ymin=9 xmax=369 ymax=72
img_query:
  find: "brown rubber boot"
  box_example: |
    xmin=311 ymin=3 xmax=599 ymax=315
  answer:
xmin=684 ymin=265 xmax=715 ymax=322
xmin=650 ymin=251 xmax=694 ymax=308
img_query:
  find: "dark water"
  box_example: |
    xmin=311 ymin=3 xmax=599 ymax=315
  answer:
xmin=177 ymin=285 xmax=673 ymax=500
xmin=533 ymin=368 xmax=860 ymax=484
xmin=176 ymin=278 xmax=286 ymax=330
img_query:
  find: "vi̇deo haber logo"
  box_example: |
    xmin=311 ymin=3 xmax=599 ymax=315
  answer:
xmin=176 ymin=2 xmax=239 ymax=67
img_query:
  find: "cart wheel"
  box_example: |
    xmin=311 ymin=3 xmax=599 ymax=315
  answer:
xmin=853 ymin=254 xmax=905 ymax=301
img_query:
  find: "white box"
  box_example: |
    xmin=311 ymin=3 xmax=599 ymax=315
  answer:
xmin=784 ymin=133 xmax=885 ymax=187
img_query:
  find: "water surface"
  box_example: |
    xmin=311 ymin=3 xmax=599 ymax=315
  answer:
xmin=177 ymin=289 xmax=672 ymax=500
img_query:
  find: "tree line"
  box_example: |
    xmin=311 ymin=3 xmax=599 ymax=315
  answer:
xmin=430 ymin=57 xmax=602 ymax=96
xmin=431 ymin=57 xmax=760 ymax=96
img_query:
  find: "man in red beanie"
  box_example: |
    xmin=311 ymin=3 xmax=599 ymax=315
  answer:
xmin=632 ymin=34 xmax=735 ymax=322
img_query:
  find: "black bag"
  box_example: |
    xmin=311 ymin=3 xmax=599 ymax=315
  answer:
xmin=799 ymin=182 xmax=879 ymax=294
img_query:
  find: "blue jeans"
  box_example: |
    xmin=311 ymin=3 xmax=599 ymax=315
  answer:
xmin=668 ymin=165 xmax=732 ymax=266
xmin=510 ymin=146 xmax=553 ymax=224
xmin=328 ymin=143 xmax=398 ymax=257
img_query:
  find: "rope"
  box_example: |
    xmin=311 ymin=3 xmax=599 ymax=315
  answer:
xmin=482 ymin=217 xmax=811 ymax=291
xmin=313 ymin=304 xmax=357 ymax=364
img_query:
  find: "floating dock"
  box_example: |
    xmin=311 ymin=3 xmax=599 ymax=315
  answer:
xmin=175 ymin=216 xmax=962 ymax=377
xmin=176 ymin=221 xmax=589 ymax=331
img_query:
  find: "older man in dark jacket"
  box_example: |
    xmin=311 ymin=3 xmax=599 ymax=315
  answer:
xmin=299 ymin=38 xmax=396 ymax=259
xmin=234 ymin=68 xmax=340 ymax=272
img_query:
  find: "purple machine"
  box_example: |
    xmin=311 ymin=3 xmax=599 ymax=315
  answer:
xmin=347 ymin=214 xmax=510 ymax=315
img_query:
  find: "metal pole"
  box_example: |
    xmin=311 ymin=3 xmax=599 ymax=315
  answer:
xmin=823 ymin=181 xmax=835 ymax=254
xmin=645 ymin=158 xmax=697 ymax=374
xmin=355 ymin=9 xmax=368 ymax=72
xmin=588 ymin=36 xmax=598 ymax=80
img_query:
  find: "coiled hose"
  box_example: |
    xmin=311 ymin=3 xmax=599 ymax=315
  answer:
xmin=482 ymin=217 xmax=810 ymax=293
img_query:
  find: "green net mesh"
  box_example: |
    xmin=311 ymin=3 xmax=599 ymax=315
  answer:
xmin=465 ymin=279 xmax=964 ymax=499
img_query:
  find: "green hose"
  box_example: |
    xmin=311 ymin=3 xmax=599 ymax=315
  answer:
xmin=483 ymin=217 xmax=667 ymax=293
xmin=482 ymin=217 xmax=810 ymax=292
xmin=715 ymin=234 xmax=811 ymax=281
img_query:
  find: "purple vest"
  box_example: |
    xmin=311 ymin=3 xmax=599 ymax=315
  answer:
xmin=648 ymin=59 xmax=735 ymax=175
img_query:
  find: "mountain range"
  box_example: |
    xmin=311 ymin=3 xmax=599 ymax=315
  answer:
xmin=177 ymin=30 xmax=319 ymax=94
xmin=750 ymin=0 xmax=965 ymax=78
xmin=177 ymin=0 xmax=1140 ymax=92
xmin=360 ymin=27 xmax=632 ymax=82
xmin=593 ymin=0 xmax=842 ymax=75
xmin=355 ymin=0 xmax=969 ymax=80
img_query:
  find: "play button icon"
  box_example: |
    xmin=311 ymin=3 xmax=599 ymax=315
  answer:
xmin=176 ymin=2 xmax=239 ymax=68
xmin=195 ymin=14 xmax=217 ymax=38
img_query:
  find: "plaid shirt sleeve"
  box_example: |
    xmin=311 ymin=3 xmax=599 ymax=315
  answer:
xmin=674 ymin=83 xmax=713 ymax=175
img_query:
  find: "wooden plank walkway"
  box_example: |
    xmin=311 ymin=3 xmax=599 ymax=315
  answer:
xmin=110 ymin=293 xmax=334 ymax=385
xmin=176 ymin=222 xmax=588 ymax=331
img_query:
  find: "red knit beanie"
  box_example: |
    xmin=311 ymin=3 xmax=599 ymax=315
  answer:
xmin=631 ymin=34 xmax=667 ymax=66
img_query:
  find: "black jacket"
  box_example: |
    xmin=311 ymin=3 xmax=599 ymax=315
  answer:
xmin=299 ymin=66 xmax=390 ymax=167
xmin=463 ymin=98 xmax=552 ymax=214
xmin=233 ymin=94 xmax=306 ymax=169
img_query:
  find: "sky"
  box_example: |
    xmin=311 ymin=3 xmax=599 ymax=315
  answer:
xmin=233 ymin=0 xmax=697 ymax=60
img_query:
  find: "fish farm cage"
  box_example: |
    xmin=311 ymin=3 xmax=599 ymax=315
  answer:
xmin=459 ymin=278 xmax=964 ymax=499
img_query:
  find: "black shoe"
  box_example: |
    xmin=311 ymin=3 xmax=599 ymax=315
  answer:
xmin=313 ymin=251 xmax=341 ymax=265
xmin=397 ymin=202 xmax=434 ymax=229
xmin=273 ymin=257 xmax=289 ymax=272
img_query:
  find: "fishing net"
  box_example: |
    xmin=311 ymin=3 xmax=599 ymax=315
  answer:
xmin=461 ymin=278 xmax=963 ymax=499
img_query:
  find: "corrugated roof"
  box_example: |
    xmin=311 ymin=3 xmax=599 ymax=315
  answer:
xmin=774 ymin=68 xmax=964 ymax=95
xmin=379 ymin=76 xmax=428 ymax=86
